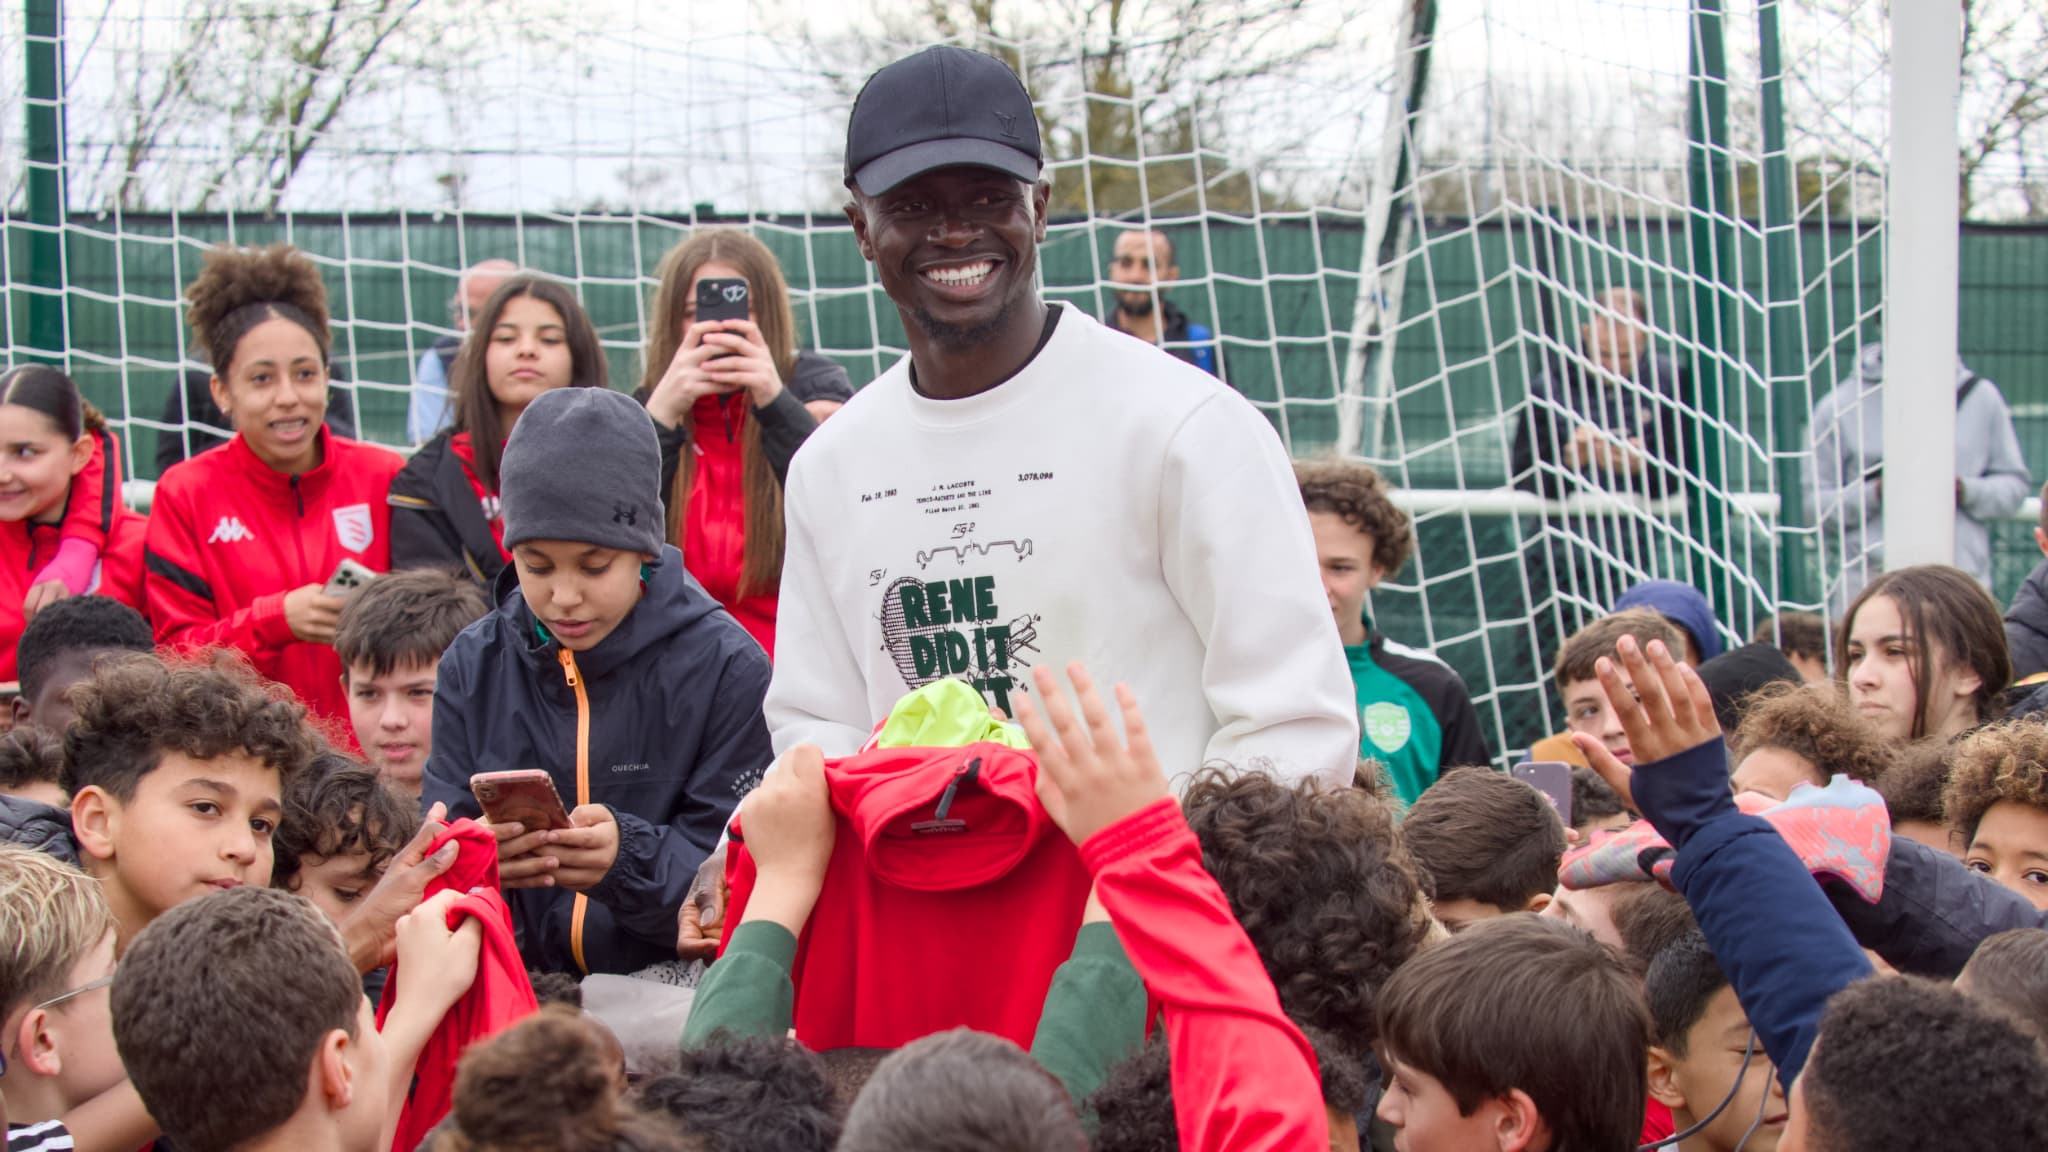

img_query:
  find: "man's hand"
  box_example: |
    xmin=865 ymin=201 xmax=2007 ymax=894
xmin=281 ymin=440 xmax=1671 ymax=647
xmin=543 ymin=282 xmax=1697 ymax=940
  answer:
xmin=677 ymin=846 xmax=729 ymax=960
xmin=1573 ymin=635 xmax=1721 ymax=811
xmin=1012 ymin=662 xmax=1170 ymax=847
xmin=340 ymin=802 xmax=458 ymax=973
xmin=393 ymin=889 xmax=484 ymax=1017
xmin=546 ymin=805 xmax=621 ymax=892
xmin=735 ymin=744 xmax=836 ymax=933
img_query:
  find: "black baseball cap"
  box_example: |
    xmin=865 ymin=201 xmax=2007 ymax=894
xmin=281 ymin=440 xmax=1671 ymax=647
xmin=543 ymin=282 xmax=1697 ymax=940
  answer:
xmin=844 ymin=46 xmax=1043 ymax=196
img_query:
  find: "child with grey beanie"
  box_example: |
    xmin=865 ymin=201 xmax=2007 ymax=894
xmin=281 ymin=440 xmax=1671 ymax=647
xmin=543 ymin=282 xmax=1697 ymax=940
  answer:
xmin=420 ymin=385 xmax=775 ymax=976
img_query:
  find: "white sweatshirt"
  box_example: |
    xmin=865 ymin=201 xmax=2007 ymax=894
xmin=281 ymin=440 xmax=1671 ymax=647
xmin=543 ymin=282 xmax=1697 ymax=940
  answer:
xmin=766 ymin=303 xmax=1358 ymax=790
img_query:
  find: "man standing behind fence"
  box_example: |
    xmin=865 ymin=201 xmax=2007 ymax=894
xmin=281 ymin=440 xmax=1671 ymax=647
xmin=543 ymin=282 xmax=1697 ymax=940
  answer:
xmin=408 ymin=258 xmax=516 ymax=444
xmin=765 ymin=45 xmax=1356 ymax=789
xmin=1104 ymin=228 xmax=1219 ymax=377
xmin=1512 ymin=287 xmax=1692 ymax=647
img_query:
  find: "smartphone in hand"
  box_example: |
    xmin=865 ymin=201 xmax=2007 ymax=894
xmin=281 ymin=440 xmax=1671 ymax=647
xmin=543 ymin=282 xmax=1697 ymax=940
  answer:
xmin=471 ymin=769 xmax=572 ymax=832
xmin=322 ymin=558 xmax=379 ymax=599
xmin=1511 ymin=761 xmax=1574 ymax=829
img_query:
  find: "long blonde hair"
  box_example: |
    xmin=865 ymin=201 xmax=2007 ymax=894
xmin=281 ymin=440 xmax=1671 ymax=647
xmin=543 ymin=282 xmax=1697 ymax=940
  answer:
xmin=640 ymin=230 xmax=798 ymax=599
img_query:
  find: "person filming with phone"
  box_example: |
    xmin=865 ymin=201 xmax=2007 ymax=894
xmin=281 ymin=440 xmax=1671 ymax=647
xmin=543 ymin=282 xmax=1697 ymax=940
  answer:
xmin=146 ymin=243 xmax=405 ymax=735
xmin=635 ymin=229 xmax=852 ymax=658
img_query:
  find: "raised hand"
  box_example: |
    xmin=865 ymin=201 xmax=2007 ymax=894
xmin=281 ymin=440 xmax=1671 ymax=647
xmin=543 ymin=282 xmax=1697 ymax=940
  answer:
xmin=1572 ymin=635 xmax=1721 ymax=810
xmin=1012 ymin=662 xmax=1170 ymax=847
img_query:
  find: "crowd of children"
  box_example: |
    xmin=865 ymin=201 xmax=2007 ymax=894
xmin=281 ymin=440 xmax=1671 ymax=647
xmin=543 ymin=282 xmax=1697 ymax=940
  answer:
xmin=5 ymin=40 xmax=2048 ymax=1152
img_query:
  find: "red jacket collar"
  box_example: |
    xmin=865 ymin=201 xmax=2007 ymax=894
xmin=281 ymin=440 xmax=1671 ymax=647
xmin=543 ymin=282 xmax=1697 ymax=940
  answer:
xmin=223 ymin=427 xmax=337 ymax=499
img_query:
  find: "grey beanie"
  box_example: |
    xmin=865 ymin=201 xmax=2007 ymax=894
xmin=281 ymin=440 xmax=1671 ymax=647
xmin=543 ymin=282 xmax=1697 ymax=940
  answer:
xmin=500 ymin=387 xmax=664 ymax=556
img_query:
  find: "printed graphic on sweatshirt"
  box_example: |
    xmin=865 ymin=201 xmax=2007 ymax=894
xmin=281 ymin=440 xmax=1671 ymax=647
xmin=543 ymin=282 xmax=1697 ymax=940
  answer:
xmin=877 ymin=572 xmax=1041 ymax=714
xmin=1363 ymin=701 xmax=1413 ymax=754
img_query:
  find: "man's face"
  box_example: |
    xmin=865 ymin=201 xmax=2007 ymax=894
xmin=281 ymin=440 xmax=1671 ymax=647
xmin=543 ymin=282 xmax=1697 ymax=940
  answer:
xmin=345 ymin=660 xmax=437 ymax=801
xmin=512 ymin=542 xmax=648 ymax=653
xmin=1652 ymin=987 xmax=1786 ymax=1152
xmin=1109 ymin=231 xmax=1176 ymax=314
xmin=75 ymin=750 xmax=282 ymax=930
xmin=1581 ymin=313 xmax=1643 ymax=380
xmin=845 ymin=166 xmax=1050 ymax=349
xmin=1563 ymin=674 xmax=1633 ymax=766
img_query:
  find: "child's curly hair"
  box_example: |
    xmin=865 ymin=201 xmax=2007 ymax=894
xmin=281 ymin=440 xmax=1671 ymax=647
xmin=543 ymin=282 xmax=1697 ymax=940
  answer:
xmin=1295 ymin=458 xmax=1414 ymax=577
xmin=184 ymin=243 xmax=331 ymax=374
xmin=436 ymin=1006 xmax=687 ymax=1152
xmin=1182 ymin=769 xmax=1431 ymax=1057
xmin=1942 ymin=721 xmax=2048 ymax=846
xmin=1729 ymin=683 xmax=1892 ymax=785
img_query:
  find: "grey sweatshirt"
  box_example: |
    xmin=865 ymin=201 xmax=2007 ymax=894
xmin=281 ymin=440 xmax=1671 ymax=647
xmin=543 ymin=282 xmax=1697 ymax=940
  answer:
xmin=1806 ymin=343 xmax=2030 ymax=607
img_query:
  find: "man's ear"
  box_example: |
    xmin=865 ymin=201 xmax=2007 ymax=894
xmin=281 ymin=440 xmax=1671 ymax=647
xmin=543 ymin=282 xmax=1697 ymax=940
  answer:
xmin=1493 ymin=1088 xmax=1551 ymax=1152
xmin=1524 ymin=891 xmax=1553 ymax=914
xmin=12 ymin=693 xmax=30 ymax=726
xmin=1647 ymin=1046 xmax=1689 ymax=1111
xmin=70 ymin=785 xmax=118 ymax=864
xmin=842 ymin=196 xmax=875 ymax=262
xmin=1031 ymin=180 xmax=1052 ymax=242
xmin=2034 ymin=526 xmax=2047 ymax=557
xmin=316 ymin=1028 xmax=355 ymax=1109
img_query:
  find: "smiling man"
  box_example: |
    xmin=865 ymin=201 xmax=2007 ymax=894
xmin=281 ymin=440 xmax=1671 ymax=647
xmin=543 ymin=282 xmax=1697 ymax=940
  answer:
xmin=766 ymin=46 xmax=1355 ymax=788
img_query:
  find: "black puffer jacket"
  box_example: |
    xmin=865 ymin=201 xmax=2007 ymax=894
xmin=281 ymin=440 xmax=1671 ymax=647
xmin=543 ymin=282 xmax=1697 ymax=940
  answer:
xmin=420 ymin=545 xmax=773 ymax=975
xmin=0 ymin=793 xmax=80 ymax=864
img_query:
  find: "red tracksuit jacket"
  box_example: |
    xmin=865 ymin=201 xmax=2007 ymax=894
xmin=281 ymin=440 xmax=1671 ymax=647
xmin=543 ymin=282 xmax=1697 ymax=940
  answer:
xmin=0 ymin=430 xmax=147 ymax=681
xmin=720 ymin=742 xmax=1092 ymax=1049
xmin=681 ymin=392 xmax=777 ymax=654
xmin=376 ymin=819 xmax=537 ymax=1152
xmin=144 ymin=430 xmax=403 ymax=729
xmin=1086 ymin=797 xmax=1330 ymax=1152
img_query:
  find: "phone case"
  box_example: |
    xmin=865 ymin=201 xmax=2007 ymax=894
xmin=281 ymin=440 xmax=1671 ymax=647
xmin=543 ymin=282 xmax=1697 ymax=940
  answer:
xmin=471 ymin=770 xmax=571 ymax=831
xmin=696 ymin=277 xmax=750 ymax=324
xmin=1511 ymin=761 xmax=1574 ymax=827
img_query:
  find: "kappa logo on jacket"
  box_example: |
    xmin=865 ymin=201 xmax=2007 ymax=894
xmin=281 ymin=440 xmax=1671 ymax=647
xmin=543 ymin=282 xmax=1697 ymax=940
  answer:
xmin=207 ymin=516 xmax=254 ymax=544
xmin=333 ymin=503 xmax=374 ymax=552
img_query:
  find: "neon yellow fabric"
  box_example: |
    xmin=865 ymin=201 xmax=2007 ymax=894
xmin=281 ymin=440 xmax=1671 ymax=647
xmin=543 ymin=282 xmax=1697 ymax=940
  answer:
xmin=874 ymin=679 xmax=1031 ymax=750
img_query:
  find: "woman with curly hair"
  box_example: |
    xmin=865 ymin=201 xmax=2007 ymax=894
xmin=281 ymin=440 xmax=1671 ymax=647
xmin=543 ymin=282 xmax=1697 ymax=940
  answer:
xmin=1944 ymin=720 xmax=2048 ymax=910
xmin=634 ymin=229 xmax=851 ymax=657
xmin=145 ymin=243 xmax=405 ymax=732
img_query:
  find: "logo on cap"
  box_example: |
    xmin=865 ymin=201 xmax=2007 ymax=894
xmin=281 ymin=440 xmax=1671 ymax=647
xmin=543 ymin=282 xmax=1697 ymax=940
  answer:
xmin=612 ymin=502 xmax=638 ymax=527
xmin=994 ymin=111 xmax=1019 ymax=140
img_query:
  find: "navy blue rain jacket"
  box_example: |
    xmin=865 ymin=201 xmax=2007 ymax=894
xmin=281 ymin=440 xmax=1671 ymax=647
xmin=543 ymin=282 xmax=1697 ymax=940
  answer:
xmin=1633 ymin=739 xmax=1873 ymax=1089
xmin=422 ymin=545 xmax=773 ymax=975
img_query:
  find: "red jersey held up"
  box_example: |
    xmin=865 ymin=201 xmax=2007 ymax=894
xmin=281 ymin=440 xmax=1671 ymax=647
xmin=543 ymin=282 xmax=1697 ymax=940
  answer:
xmin=144 ymin=430 xmax=404 ymax=730
xmin=0 ymin=430 xmax=148 ymax=681
xmin=721 ymin=742 xmax=1092 ymax=1050
xmin=376 ymin=819 xmax=538 ymax=1152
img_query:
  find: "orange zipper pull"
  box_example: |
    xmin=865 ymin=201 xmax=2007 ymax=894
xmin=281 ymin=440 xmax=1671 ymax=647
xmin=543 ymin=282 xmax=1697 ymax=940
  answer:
xmin=559 ymin=647 xmax=579 ymax=688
